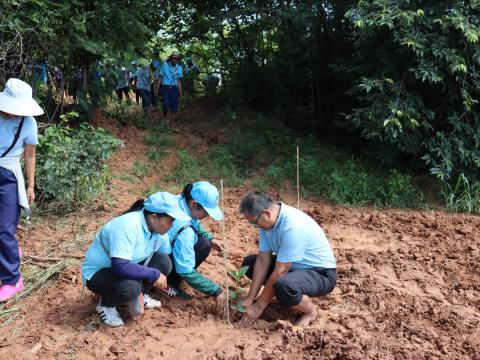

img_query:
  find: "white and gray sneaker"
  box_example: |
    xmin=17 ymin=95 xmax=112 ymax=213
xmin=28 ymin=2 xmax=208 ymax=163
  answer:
xmin=144 ymin=294 xmax=162 ymax=309
xmin=96 ymin=299 xmax=124 ymax=327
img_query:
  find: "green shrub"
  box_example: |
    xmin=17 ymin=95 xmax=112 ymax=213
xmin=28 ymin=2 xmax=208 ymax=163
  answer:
xmin=36 ymin=113 xmax=122 ymax=212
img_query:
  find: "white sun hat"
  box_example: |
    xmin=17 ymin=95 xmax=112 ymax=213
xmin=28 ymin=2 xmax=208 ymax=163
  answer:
xmin=0 ymin=78 xmax=44 ymax=116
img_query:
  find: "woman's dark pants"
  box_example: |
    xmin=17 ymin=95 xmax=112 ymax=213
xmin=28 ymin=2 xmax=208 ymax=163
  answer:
xmin=86 ymin=252 xmax=172 ymax=307
xmin=167 ymin=235 xmax=211 ymax=287
xmin=0 ymin=167 xmax=21 ymax=285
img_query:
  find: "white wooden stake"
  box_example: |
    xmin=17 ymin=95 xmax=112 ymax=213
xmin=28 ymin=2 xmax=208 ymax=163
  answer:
xmin=297 ymin=142 xmax=300 ymax=210
xmin=220 ymin=179 xmax=230 ymax=324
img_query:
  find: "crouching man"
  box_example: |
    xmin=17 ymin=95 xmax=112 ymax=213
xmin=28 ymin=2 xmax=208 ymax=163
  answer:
xmin=238 ymin=191 xmax=337 ymax=327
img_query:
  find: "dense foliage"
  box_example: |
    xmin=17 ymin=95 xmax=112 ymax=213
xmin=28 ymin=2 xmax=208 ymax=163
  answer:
xmin=345 ymin=0 xmax=480 ymax=212
xmin=163 ymin=0 xmax=480 ymax=212
xmin=1 ymin=1 xmax=479 ymax=212
xmin=36 ymin=112 xmax=122 ymax=211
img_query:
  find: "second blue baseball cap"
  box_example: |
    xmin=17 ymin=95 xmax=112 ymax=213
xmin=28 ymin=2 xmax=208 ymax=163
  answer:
xmin=190 ymin=181 xmax=223 ymax=221
xmin=152 ymin=59 xmax=161 ymax=69
xmin=144 ymin=192 xmax=190 ymax=221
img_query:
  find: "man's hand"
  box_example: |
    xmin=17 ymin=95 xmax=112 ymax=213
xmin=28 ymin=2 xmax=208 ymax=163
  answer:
xmin=215 ymin=291 xmax=226 ymax=313
xmin=242 ymin=297 xmax=254 ymax=308
xmin=237 ymin=301 xmax=266 ymax=328
xmin=210 ymin=239 xmax=224 ymax=254
xmin=27 ymin=186 xmax=35 ymax=204
xmin=154 ymin=273 xmax=167 ymax=289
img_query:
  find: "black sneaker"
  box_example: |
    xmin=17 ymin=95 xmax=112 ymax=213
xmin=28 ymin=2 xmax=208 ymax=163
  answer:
xmin=158 ymin=286 xmax=192 ymax=301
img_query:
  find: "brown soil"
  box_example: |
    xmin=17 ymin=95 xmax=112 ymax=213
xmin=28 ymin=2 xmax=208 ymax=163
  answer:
xmin=0 ymin=99 xmax=479 ymax=360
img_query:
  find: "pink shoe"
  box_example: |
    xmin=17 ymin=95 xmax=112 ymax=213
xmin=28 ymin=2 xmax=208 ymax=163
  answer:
xmin=0 ymin=277 xmax=24 ymax=302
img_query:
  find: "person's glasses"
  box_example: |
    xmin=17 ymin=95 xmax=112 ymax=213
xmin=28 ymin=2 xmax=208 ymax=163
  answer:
xmin=249 ymin=211 xmax=264 ymax=227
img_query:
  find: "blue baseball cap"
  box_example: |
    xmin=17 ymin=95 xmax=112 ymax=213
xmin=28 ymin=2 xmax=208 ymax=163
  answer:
xmin=190 ymin=181 xmax=223 ymax=221
xmin=144 ymin=192 xmax=190 ymax=221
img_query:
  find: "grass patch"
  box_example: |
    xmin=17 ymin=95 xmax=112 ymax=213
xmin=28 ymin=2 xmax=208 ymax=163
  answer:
xmin=132 ymin=161 xmax=150 ymax=180
xmin=169 ymin=107 xmax=426 ymax=209
xmin=168 ymin=147 xmax=244 ymax=187
xmin=145 ymin=124 xmax=174 ymax=161
xmin=105 ymin=101 xmax=150 ymax=128
xmin=118 ymin=161 xmax=150 ymax=183
xmin=300 ymin=153 xmax=424 ymax=208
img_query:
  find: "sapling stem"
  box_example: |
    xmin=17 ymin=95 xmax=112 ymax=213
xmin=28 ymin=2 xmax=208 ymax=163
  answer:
xmin=220 ymin=179 xmax=230 ymax=324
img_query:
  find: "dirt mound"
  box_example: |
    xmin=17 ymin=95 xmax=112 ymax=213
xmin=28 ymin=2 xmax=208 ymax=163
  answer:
xmin=0 ymin=102 xmax=479 ymax=359
xmin=303 ymin=205 xmax=480 ymax=359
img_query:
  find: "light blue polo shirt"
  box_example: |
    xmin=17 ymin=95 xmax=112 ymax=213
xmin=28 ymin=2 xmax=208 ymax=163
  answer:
xmin=160 ymin=62 xmax=183 ymax=86
xmin=166 ymin=195 xmax=201 ymax=274
xmin=135 ymin=66 xmax=151 ymax=91
xmin=81 ymin=210 xmax=168 ymax=284
xmin=0 ymin=115 xmax=38 ymax=157
xmin=259 ymin=203 xmax=336 ymax=270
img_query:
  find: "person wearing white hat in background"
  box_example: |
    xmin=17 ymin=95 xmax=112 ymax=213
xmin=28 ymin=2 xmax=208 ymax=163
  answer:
xmin=158 ymin=51 xmax=183 ymax=128
xmin=0 ymin=78 xmax=43 ymax=302
xmin=81 ymin=192 xmax=190 ymax=327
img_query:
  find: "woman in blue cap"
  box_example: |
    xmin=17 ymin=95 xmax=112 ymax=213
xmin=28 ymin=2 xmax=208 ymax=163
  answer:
xmin=81 ymin=192 xmax=190 ymax=327
xmin=160 ymin=181 xmax=226 ymax=312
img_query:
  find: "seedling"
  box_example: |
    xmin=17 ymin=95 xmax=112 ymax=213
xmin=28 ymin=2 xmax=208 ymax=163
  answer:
xmin=230 ymin=265 xmax=249 ymax=285
xmin=228 ymin=265 xmax=249 ymax=313
xmin=230 ymin=298 xmax=247 ymax=313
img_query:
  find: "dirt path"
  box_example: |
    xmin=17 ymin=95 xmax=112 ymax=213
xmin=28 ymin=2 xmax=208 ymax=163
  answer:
xmin=0 ymin=101 xmax=479 ymax=360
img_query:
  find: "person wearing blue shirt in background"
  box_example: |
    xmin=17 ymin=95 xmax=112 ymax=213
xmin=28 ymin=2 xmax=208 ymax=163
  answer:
xmin=114 ymin=66 xmax=130 ymax=103
xmin=150 ymin=61 xmax=161 ymax=109
xmin=238 ymin=191 xmax=337 ymax=328
xmin=81 ymin=192 xmax=190 ymax=327
xmin=159 ymin=51 xmax=183 ymax=128
xmin=151 ymin=50 xmax=161 ymax=71
xmin=32 ymin=59 xmax=48 ymax=86
xmin=134 ymin=62 xmax=152 ymax=114
xmin=128 ymin=61 xmax=139 ymax=104
xmin=0 ymin=78 xmax=43 ymax=302
xmin=160 ymin=181 xmax=226 ymax=313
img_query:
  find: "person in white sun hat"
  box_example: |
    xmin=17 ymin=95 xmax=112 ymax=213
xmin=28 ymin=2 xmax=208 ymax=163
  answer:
xmin=0 ymin=78 xmax=43 ymax=302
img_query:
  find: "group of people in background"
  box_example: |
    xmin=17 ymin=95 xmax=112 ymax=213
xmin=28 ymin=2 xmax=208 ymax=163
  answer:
xmin=1 ymin=49 xmax=204 ymax=128
xmin=128 ymin=50 xmax=185 ymax=126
